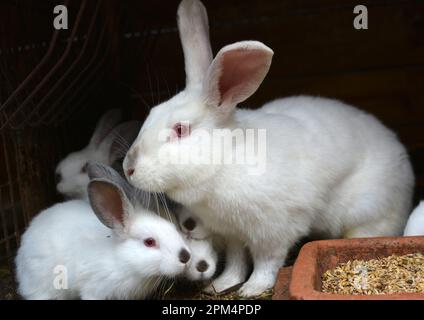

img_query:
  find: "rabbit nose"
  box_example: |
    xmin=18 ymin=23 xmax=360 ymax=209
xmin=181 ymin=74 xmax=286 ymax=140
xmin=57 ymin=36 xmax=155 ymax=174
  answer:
xmin=126 ymin=168 xmax=135 ymax=177
xmin=196 ymin=260 xmax=209 ymax=273
xmin=55 ymin=173 xmax=61 ymax=184
xmin=179 ymin=249 xmax=191 ymax=264
xmin=183 ymin=218 xmax=196 ymax=231
xmin=125 ymin=147 xmax=139 ymax=176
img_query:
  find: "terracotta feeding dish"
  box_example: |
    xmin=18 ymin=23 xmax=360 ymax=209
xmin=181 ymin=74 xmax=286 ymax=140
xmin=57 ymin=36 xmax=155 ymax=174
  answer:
xmin=273 ymin=236 xmax=424 ymax=300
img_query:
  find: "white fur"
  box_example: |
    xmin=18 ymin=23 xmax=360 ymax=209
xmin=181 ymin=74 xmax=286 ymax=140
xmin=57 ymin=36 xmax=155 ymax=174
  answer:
xmin=16 ymin=166 xmax=190 ymax=300
xmin=176 ymin=206 xmax=219 ymax=281
xmin=178 ymin=0 xmax=213 ymax=91
xmin=123 ymin=0 xmax=414 ymax=296
xmin=184 ymin=237 xmax=218 ymax=281
xmin=176 ymin=205 xmax=211 ymax=240
xmin=404 ymin=201 xmax=424 ymax=236
xmin=175 ymin=205 xmax=219 ymax=282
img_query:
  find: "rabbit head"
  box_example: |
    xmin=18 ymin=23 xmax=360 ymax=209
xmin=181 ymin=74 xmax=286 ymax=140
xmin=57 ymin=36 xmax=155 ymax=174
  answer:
xmin=177 ymin=206 xmax=211 ymax=240
xmin=56 ymin=109 xmax=141 ymax=199
xmin=123 ymin=0 xmax=273 ymax=195
xmin=185 ymin=238 xmax=217 ymax=281
xmin=87 ymin=162 xmax=191 ymax=278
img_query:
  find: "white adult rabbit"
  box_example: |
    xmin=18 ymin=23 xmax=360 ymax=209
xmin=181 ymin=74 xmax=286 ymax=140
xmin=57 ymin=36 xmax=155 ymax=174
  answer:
xmin=404 ymin=201 xmax=424 ymax=236
xmin=55 ymin=108 xmax=141 ymax=199
xmin=16 ymin=163 xmax=191 ymax=300
xmin=122 ymin=0 xmax=414 ymax=296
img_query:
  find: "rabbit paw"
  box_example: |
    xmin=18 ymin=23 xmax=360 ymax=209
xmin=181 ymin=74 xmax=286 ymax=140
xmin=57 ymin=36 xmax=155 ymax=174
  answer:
xmin=238 ymin=277 xmax=274 ymax=298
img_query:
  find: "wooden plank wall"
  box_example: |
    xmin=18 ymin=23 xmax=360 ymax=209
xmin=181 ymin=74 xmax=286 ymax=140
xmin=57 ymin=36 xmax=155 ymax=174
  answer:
xmin=117 ymin=0 xmax=424 ymax=200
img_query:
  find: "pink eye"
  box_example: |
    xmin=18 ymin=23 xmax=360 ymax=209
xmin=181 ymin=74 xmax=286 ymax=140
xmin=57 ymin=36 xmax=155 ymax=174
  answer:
xmin=173 ymin=122 xmax=190 ymax=138
xmin=144 ymin=238 xmax=156 ymax=248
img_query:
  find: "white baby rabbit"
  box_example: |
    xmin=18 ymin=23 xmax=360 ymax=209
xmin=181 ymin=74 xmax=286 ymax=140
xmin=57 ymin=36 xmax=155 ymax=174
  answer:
xmin=122 ymin=0 xmax=414 ymax=296
xmin=184 ymin=237 xmax=218 ymax=282
xmin=174 ymin=206 xmax=219 ymax=281
xmin=55 ymin=108 xmax=141 ymax=199
xmin=16 ymin=163 xmax=191 ymax=300
xmin=177 ymin=206 xmax=212 ymax=240
xmin=404 ymin=201 xmax=424 ymax=236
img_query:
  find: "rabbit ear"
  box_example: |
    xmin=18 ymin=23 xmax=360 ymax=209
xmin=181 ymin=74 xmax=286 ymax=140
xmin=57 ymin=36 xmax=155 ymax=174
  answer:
xmin=177 ymin=0 xmax=213 ymax=90
xmin=87 ymin=162 xmax=135 ymax=201
xmin=202 ymin=41 xmax=273 ymax=113
xmin=87 ymin=163 xmax=135 ymax=232
xmin=97 ymin=121 xmax=142 ymax=164
xmin=88 ymin=162 xmax=154 ymax=213
xmin=89 ymin=109 xmax=122 ymax=147
xmin=88 ymin=178 xmax=133 ymax=232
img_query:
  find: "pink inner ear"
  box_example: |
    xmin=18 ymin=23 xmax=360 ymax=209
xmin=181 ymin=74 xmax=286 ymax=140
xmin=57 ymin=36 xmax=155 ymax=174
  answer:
xmin=218 ymin=49 xmax=269 ymax=106
xmin=91 ymin=182 xmax=126 ymax=228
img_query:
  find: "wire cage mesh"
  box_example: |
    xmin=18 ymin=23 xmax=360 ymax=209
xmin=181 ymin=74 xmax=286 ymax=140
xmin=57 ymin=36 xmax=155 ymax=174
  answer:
xmin=0 ymin=0 xmax=188 ymax=299
xmin=0 ymin=0 xmax=123 ymax=267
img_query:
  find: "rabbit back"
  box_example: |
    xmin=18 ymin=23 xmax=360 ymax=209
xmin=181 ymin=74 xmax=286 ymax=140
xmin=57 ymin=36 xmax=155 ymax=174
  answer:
xmin=16 ymin=200 xmax=110 ymax=299
xmin=176 ymin=95 xmax=414 ymax=243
